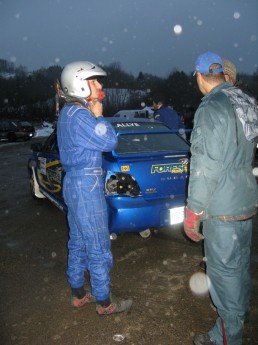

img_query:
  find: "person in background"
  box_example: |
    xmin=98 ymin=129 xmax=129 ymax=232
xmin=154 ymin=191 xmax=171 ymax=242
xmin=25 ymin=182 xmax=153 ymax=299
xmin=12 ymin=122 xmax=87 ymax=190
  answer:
xmin=152 ymin=92 xmax=185 ymax=131
xmin=184 ymin=51 xmax=258 ymax=345
xmin=57 ymin=61 xmax=132 ymax=316
xmin=223 ymin=59 xmax=237 ymax=85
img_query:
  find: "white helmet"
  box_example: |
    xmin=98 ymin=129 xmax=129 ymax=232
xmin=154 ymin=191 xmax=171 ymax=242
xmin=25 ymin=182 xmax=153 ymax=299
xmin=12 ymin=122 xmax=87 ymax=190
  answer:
xmin=60 ymin=61 xmax=107 ymax=98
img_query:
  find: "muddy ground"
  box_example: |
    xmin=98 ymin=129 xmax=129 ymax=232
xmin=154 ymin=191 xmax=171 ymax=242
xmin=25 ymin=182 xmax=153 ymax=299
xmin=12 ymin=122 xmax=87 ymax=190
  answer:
xmin=0 ymin=139 xmax=257 ymax=345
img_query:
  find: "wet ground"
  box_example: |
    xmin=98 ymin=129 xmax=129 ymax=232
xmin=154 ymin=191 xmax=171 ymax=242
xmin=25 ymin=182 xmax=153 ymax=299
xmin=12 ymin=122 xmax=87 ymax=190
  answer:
xmin=0 ymin=139 xmax=258 ymax=345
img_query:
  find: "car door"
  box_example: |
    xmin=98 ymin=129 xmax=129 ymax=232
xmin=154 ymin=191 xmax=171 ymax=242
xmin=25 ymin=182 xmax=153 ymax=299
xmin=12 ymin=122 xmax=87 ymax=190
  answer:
xmin=36 ymin=133 xmax=63 ymax=202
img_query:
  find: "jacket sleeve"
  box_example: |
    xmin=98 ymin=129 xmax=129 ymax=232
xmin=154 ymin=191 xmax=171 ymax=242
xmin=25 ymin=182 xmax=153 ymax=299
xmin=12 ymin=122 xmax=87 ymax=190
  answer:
xmin=187 ymin=101 xmax=226 ymax=213
xmin=73 ymin=108 xmax=118 ymax=152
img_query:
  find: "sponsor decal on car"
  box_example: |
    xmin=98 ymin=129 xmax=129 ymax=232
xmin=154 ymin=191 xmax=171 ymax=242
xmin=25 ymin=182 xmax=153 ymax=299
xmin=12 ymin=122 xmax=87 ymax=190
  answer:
xmin=116 ymin=123 xmax=141 ymax=127
xmin=38 ymin=157 xmax=47 ymax=175
xmin=145 ymin=187 xmax=157 ymax=194
xmin=151 ymin=163 xmax=187 ymax=174
xmin=37 ymin=158 xmax=62 ymax=193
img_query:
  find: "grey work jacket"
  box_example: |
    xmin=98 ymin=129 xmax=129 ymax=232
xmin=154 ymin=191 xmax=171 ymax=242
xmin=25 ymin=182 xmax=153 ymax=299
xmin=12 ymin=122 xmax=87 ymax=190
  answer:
xmin=187 ymin=82 xmax=258 ymax=219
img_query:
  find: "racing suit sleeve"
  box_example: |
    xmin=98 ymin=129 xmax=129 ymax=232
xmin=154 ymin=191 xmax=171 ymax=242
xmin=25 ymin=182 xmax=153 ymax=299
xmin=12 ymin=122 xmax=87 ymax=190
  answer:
xmin=74 ymin=108 xmax=118 ymax=152
xmin=187 ymin=102 xmax=226 ymax=214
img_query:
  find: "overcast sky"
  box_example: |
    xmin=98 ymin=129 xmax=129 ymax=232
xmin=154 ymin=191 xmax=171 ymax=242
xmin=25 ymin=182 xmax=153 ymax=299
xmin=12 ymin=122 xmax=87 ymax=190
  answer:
xmin=0 ymin=0 xmax=257 ymax=77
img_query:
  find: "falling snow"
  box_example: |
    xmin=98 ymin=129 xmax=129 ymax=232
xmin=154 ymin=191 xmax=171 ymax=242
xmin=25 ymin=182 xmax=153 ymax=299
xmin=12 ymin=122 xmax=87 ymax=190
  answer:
xmin=252 ymin=167 xmax=258 ymax=176
xmin=189 ymin=272 xmax=210 ymax=296
xmin=233 ymin=12 xmax=241 ymax=19
xmin=173 ymin=25 xmax=183 ymax=35
xmin=1 ymin=1 xmax=257 ymax=76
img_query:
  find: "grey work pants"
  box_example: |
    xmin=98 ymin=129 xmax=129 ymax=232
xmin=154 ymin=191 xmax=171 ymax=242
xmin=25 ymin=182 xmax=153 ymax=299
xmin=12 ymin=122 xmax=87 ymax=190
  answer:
xmin=203 ymin=217 xmax=252 ymax=345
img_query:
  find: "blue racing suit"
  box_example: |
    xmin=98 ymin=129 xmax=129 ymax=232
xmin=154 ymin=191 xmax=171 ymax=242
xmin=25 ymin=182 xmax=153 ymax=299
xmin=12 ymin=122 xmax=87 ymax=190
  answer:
xmin=154 ymin=106 xmax=185 ymax=130
xmin=57 ymin=100 xmax=118 ymax=302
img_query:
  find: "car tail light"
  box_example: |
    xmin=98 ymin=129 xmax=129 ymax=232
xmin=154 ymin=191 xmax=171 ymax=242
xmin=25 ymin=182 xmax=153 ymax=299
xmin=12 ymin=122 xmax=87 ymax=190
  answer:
xmin=105 ymin=171 xmax=141 ymax=197
xmin=18 ymin=128 xmax=28 ymax=132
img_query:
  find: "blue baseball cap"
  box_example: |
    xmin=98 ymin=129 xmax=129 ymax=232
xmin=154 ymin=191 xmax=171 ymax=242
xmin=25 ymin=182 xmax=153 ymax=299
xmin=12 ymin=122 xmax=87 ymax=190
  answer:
xmin=194 ymin=51 xmax=224 ymax=75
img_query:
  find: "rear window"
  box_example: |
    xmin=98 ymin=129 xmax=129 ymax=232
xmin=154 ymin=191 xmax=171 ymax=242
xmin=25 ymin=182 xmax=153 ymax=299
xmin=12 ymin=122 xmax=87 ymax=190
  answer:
xmin=115 ymin=132 xmax=190 ymax=154
xmin=19 ymin=121 xmax=32 ymax=126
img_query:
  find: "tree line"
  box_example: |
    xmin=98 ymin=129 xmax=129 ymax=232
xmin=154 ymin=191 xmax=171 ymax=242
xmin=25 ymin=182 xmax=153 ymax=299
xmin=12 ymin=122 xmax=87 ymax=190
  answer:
xmin=0 ymin=58 xmax=257 ymax=127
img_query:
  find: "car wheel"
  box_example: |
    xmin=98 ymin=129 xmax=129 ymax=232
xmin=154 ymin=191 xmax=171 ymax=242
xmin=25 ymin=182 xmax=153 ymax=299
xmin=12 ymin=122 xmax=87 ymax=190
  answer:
xmin=139 ymin=229 xmax=152 ymax=239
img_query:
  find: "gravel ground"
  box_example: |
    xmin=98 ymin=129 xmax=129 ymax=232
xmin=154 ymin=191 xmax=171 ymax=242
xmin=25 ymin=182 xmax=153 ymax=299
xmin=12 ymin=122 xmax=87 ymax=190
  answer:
xmin=0 ymin=140 xmax=257 ymax=345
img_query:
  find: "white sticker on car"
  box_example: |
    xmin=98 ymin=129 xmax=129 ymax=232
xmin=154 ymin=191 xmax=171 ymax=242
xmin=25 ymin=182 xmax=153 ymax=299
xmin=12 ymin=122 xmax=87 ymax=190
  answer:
xmin=116 ymin=123 xmax=141 ymax=127
xmin=38 ymin=157 xmax=47 ymax=175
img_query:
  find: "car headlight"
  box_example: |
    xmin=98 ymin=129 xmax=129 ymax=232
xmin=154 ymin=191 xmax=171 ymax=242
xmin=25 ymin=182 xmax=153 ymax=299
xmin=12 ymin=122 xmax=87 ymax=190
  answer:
xmin=105 ymin=172 xmax=141 ymax=197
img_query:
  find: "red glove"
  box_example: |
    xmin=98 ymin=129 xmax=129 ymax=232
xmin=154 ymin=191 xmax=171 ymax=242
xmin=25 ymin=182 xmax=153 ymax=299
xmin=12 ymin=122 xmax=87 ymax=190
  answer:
xmin=97 ymin=90 xmax=105 ymax=100
xmin=87 ymin=90 xmax=105 ymax=102
xmin=184 ymin=207 xmax=204 ymax=242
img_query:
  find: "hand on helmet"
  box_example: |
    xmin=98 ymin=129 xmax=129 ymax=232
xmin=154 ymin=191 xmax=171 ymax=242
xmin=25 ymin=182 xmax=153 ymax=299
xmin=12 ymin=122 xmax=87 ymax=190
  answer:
xmin=88 ymin=99 xmax=103 ymax=118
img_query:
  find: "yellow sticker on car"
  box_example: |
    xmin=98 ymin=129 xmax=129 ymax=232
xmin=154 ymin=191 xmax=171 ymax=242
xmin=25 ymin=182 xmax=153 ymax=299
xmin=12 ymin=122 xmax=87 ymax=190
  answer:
xmin=121 ymin=165 xmax=130 ymax=172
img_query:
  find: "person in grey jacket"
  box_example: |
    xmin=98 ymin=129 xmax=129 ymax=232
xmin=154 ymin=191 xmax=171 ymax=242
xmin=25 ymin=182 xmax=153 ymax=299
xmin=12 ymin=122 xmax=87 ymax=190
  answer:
xmin=184 ymin=51 xmax=258 ymax=345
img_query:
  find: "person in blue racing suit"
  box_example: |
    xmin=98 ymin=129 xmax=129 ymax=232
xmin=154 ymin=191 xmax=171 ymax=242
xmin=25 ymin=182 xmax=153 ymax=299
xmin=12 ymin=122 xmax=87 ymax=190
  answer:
xmin=152 ymin=92 xmax=185 ymax=131
xmin=57 ymin=61 xmax=132 ymax=316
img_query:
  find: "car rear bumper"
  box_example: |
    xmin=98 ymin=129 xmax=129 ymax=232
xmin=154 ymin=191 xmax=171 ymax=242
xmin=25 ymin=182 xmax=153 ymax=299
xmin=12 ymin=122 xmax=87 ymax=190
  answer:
xmin=107 ymin=195 xmax=186 ymax=234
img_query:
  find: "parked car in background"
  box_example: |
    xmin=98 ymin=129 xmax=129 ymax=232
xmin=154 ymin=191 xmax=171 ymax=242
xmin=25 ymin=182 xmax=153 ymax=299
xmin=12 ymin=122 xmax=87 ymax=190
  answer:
xmin=0 ymin=120 xmax=35 ymax=141
xmin=28 ymin=118 xmax=190 ymax=236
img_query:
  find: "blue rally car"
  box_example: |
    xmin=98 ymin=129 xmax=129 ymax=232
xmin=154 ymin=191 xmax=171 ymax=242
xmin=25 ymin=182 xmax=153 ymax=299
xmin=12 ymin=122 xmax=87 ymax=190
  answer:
xmin=28 ymin=118 xmax=190 ymax=235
